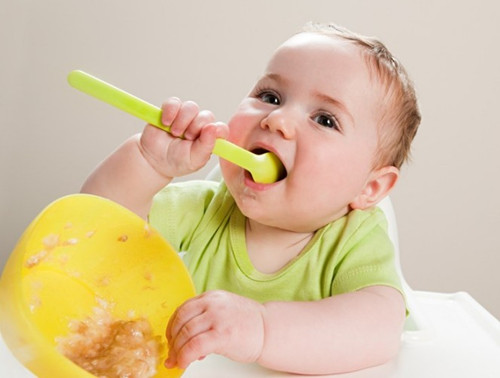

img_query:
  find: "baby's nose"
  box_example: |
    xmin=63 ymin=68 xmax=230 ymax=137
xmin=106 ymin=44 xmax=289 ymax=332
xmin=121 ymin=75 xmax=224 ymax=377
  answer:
xmin=260 ymin=110 xmax=296 ymax=139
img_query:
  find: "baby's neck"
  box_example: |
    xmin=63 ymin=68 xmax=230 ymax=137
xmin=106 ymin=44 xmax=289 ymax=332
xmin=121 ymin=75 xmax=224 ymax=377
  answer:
xmin=245 ymin=219 xmax=314 ymax=274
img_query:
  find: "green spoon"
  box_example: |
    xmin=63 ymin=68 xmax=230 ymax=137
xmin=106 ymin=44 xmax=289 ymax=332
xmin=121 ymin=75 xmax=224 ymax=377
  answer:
xmin=67 ymin=70 xmax=285 ymax=184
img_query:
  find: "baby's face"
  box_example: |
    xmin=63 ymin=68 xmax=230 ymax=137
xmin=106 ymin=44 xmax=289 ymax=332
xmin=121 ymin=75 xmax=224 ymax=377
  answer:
xmin=221 ymin=33 xmax=385 ymax=232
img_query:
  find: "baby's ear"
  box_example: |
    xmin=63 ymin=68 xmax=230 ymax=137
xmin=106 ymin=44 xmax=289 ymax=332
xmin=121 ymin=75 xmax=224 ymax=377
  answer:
xmin=349 ymin=166 xmax=399 ymax=210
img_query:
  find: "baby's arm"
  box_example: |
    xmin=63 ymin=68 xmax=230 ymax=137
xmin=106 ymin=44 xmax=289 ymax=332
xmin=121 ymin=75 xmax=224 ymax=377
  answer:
xmin=81 ymin=98 xmax=228 ymax=219
xmin=258 ymin=285 xmax=405 ymax=374
xmin=165 ymin=286 xmax=405 ymax=375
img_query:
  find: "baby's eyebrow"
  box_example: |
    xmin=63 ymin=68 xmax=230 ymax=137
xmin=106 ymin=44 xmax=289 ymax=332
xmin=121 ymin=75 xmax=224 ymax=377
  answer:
xmin=313 ymin=92 xmax=354 ymax=126
xmin=261 ymin=72 xmax=288 ymax=86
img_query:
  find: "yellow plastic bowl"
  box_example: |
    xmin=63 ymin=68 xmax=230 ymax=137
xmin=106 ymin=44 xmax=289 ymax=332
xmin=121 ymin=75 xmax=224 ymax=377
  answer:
xmin=0 ymin=194 xmax=195 ymax=377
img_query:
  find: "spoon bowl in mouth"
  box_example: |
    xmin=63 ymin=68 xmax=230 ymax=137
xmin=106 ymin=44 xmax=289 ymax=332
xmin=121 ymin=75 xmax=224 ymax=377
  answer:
xmin=213 ymin=140 xmax=286 ymax=183
xmin=67 ymin=70 xmax=285 ymax=184
xmin=250 ymin=150 xmax=287 ymax=183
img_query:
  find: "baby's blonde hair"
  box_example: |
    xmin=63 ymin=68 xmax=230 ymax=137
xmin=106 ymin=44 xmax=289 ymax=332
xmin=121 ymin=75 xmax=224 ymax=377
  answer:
xmin=303 ymin=22 xmax=421 ymax=169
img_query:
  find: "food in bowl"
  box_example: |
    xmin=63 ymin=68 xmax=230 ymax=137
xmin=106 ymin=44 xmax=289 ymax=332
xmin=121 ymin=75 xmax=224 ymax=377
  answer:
xmin=57 ymin=299 xmax=162 ymax=378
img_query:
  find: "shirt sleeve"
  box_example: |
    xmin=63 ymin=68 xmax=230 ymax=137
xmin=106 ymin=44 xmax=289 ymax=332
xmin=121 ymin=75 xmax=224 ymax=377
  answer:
xmin=148 ymin=180 xmax=219 ymax=252
xmin=330 ymin=208 xmax=403 ymax=297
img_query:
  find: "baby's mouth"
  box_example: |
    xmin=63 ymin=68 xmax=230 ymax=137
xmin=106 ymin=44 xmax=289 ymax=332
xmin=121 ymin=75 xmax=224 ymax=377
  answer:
xmin=249 ymin=148 xmax=288 ymax=182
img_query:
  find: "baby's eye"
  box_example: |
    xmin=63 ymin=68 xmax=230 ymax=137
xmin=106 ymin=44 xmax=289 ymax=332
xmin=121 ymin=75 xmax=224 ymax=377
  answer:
xmin=313 ymin=113 xmax=340 ymax=131
xmin=258 ymin=91 xmax=280 ymax=105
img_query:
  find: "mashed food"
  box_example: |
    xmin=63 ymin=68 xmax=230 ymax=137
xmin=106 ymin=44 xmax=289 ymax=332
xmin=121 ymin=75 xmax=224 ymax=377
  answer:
xmin=56 ymin=301 xmax=162 ymax=378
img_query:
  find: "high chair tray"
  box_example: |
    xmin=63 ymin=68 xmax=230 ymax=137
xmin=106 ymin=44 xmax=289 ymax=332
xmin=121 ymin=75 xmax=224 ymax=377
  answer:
xmin=2 ymin=291 xmax=499 ymax=377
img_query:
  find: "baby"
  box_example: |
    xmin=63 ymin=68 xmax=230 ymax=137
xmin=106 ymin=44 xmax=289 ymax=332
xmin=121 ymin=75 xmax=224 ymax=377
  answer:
xmin=81 ymin=22 xmax=420 ymax=375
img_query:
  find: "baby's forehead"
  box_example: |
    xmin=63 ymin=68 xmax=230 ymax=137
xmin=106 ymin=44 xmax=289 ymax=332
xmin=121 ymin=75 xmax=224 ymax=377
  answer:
xmin=277 ymin=32 xmax=357 ymax=56
xmin=279 ymin=32 xmax=392 ymax=94
xmin=273 ymin=33 xmax=377 ymax=78
xmin=270 ymin=33 xmax=384 ymax=90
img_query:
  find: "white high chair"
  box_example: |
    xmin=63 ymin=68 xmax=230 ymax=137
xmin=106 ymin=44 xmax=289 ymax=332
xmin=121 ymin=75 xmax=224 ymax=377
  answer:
xmin=1 ymin=168 xmax=499 ymax=377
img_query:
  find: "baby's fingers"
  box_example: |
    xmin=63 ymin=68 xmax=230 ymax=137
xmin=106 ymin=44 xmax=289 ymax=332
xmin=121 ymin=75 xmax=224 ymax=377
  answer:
xmin=170 ymin=312 xmax=211 ymax=353
xmin=167 ymin=296 xmax=204 ymax=342
xmin=188 ymin=122 xmax=228 ymax=165
xmin=161 ymin=97 xmax=182 ymax=128
xmin=166 ymin=304 xmax=211 ymax=369
xmin=171 ymin=330 xmax=218 ymax=369
xmin=183 ymin=110 xmax=216 ymax=141
xmin=168 ymin=101 xmax=200 ymax=138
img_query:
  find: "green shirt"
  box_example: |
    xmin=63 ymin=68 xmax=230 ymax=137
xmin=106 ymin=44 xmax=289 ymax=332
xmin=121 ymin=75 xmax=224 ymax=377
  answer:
xmin=150 ymin=180 xmax=402 ymax=303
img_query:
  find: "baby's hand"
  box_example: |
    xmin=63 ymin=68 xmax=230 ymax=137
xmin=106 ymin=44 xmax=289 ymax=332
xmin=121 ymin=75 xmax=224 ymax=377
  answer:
xmin=140 ymin=97 xmax=228 ymax=179
xmin=165 ymin=290 xmax=266 ymax=369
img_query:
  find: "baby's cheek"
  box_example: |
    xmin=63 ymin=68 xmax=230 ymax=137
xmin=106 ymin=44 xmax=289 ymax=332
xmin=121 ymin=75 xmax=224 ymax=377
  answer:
xmin=219 ymin=159 xmax=238 ymax=181
xmin=227 ymin=105 xmax=261 ymax=143
xmin=227 ymin=120 xmax=247 ymax=145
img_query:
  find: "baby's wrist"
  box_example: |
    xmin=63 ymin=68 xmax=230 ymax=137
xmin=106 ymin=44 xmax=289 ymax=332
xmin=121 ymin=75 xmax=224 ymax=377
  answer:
xmin=254 ymin=302 xmax=269 ymax=364
xmin=131 ymin=135 xmax=174 ymax=191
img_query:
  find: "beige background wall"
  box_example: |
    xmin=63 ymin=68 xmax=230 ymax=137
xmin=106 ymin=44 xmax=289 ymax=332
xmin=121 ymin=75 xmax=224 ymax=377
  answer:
xmin=1 ymin=0 xmax=499 ymax=318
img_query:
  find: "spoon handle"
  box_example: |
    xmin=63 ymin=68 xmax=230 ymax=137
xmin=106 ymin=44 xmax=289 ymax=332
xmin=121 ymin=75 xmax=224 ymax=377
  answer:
xmin=68 ymin=70 xmax=167 ymax=131
xmin=67 ymin=70 xmax=255 ymax=170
